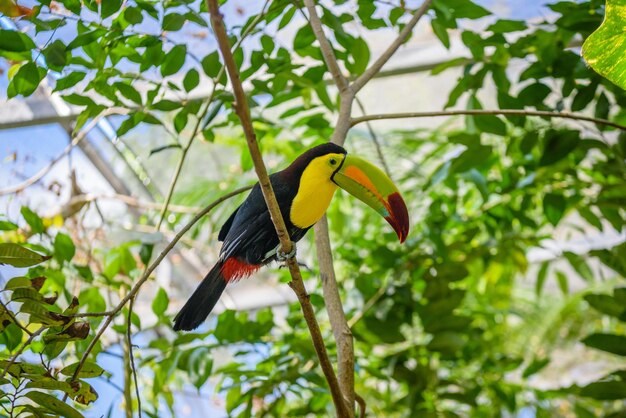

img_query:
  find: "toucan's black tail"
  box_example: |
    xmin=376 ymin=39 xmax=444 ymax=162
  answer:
xmin=173 ymin=261 xmax=227 ymax=331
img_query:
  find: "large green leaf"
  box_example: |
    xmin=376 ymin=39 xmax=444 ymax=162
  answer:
xmin=582 ymin=333 xmax=626 ymax=356
xmin=582 ymin=0 xmax=626 ymax=90
xmin=25 ymin=391 xmax=84 ymax=418
xmin=0 ymin=243 xmax=50 ymax=267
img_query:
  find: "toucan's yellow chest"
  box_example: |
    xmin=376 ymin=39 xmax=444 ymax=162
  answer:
xmin=289 ymin=163 xmax=339 ymax=229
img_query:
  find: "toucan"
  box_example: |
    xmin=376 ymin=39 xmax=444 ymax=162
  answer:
xmin=173 ymin=143 xmax=409 ymax=331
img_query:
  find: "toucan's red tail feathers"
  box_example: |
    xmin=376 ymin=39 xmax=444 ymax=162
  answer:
xmin=221 ymin=258 xmax=260 ymax=283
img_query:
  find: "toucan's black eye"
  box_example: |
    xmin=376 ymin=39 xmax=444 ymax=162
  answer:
xmin=329 ymin=158 xmax=337 ymax=165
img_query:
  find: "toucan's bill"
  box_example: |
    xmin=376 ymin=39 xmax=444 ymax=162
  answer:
xmin=332 ymin=155 xmax=410 ymax=243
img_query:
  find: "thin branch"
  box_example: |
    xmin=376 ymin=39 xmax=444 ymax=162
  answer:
xmin=355 ymin=97 xmax=391 ymax=177
xmin=314 ymin=216 xmax=354 ymax=415
xmin=0 ymin=327 xmax=45 ymax=379
xmin=155 ymin=0 xmax=270 ymax=231
xmin=355 ymin=393 xmax=367 ymax=418
xmin=64 ymin=186 xmax=252 ymax=386
xmin=350 ymin=109 xmax=626 ymax=131
xmin=352 ymin=0 xmax=433 ymax=93
xmin=126 ymin=296 xmax=142 ymax=418
xmin=0 ymin=300 xmax=32 ymax=336
xmin=63 ymin=193 xmax=201 ymax=214
xmin=207 ymin=2 xmax=348 ymax=416
xmin=302 ymin=0 xmax=350 ymax=93
xmin=347 ymin=284 xmax=387 ymax=328
xmin=0 ymin=108 xmax=128 ymax=197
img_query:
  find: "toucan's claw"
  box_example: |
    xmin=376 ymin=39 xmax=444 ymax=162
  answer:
xmin=276 ymin=243 xmax=297 ymax=262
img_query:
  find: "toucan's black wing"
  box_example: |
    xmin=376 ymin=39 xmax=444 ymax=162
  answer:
xmin=218 ymin=206 xmax=239 ymax=242
xmin=219 ymin=174 xmax=307 ymax=264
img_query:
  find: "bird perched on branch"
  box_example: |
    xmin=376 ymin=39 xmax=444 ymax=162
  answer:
xmin=173 ymin=143 xmax=409 ymax=331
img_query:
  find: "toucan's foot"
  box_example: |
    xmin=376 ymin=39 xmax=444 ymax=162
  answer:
xmin=276 ymin=243 xmax=297 ymax=262
xmin=279 ymin=261 xmax=311 ymax=271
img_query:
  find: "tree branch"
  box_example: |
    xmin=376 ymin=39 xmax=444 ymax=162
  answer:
xmin=352 ymin=0 xmax=433 ymax=93
xmin=302 ymin=0 xmax=350 ymax=93
xmin=207 ymin=1 xmax=348 ymax=416
xmin=0 ymin=108 xmax=128 ymax=197
xmin=350 ymin=109 xmax=626 ymax=131
xmin=314 ymin=216 xmax=354 ymax=414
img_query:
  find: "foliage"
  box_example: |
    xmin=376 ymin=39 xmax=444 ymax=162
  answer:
xmin=0 ymin=0 xmax=625 ymax=417
xmin=583 ymin=0 xmax=626 ymax=90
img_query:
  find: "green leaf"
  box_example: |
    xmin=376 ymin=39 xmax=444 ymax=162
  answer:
xmin=543 ymin=193 xmax=566 ymax=226
xmin=201 ymin=51 xmax=221 ymax=78
xmin=431 ymin=18 xmax=450 ymax=49
xmin=0 ymin=323 xmax=23 ymax=350
xmin=43 ymin=40 xmax=68 ymax=71
xmin=114 ymin=82 xmax=142 ymax=104
xmin=67 ymin=29 xmax=105 ymax=50
xmin=152 ymin=287 xmax=169 ymax=317
xmin=0 ymin=220 xmax=18 ymax=231
xmin=580 ymin=381 xmax=626 ymax=400
xmin=426 ymin=332 xmax=466 ymax=354
xmin=487 ymin=19 xmax=526 ymax=33
xmin=582 ymin=0 xmax=626 ymax=91
xmin=535 ymin=261 xmax=549 ymax=296
xmin=163 ymin=13 xmax=186 ymax=31
xmin=563 ymin=251 xmax=593 ymax=282
xmin=0 ymin=30 xmax=36 ymax=52
xmin=139 ymin=243 xmax=154 ymax=265
xmin=585 ymin=293 xmax=625 ymax=318
xmin=0 ymin=243 xmax=50 ymax=267
xmin=348 ymin=37 xmax=370 ymax=75
xmin=9 ymin=62 xmax=45 ymax=98
xmin=124 ymin=7 xmax=144 ymax=25
xmin=183 ymin=68 xmax=199 ymax=92
xmin=54 ymin=72 xmax=86 ymax=92
xmin=293 ymin=25 xmax=315 ymax=51
xmin=539 ymin=129 xmax=579 ymax=166
xmin=149 ymin=144 xmax=181 ymax=156
xmin=556 ymin=270 xmax=569 ymax=294
xmin=101 ymin=0 xmax=122 ymax=19
xmin=54 ymin=233 xmax=76 ymax=263
xmin=522 ymin=357 xmax=550 ymax=378
xmin=582 ymin=333 xmax=626 ymax=356
xmin=25 ymin=391 xmax=84 ymax=418
xmin=160 ymin=44 xmax=186 ymax=77
xmin=226 ymin=385 xmax=242 ymax=413
xmin=21 ymin=206 xmax=44 ymax=233
xmin=60 ymin=361 xmax=105 ymax=378
xmin=279 ymin=6 xmax=296 ymax=29
xmin=153 ymin=99 xmax=182 ymax=111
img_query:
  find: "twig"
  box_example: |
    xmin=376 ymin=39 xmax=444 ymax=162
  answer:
xmin=302 ymin=0 xmax=349 ymax=93
xmin=354 ymin=97 xmax=391 ymax=177
xmin=352 ymin=0 xmax=433 ymax=93
xmin=347 ymin=284 xmax=387 ymax=328
xmin=0 ymin=300 xmax=32 ymax=336
xmin=355 ymin=393 xmax=367 ymax=418
xmin=207 ymin=1 xmax=349 ymax=416
xmin=314 ymin=216 xmax=354 ymax=414
xmin=64 ymin=186 xmax=252 ymax=388
xmin=349 ymin=109 xmax=626 ymax=131
xmin=0 ymin=108 xmax=128 ymax=197
xmin=155 ymin=0 xmax=270 ymax=231
xmin=0 ymin=327 xmax=45 ymax=379
xmin=126 ymin=296 xmax=142 ymax=418
xmin=63 ymin=193 xmax=201 ymax=214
